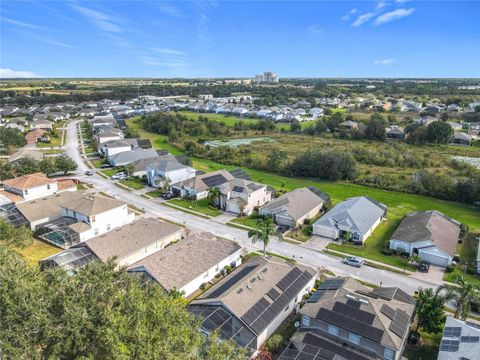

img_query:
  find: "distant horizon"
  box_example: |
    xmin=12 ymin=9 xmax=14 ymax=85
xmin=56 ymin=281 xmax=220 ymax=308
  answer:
xmin=1 ymin=1 xmax=479 ymax=79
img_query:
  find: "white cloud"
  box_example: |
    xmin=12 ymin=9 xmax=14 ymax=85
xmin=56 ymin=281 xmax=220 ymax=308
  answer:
xmin=374 ymin=8 xmax=415 ymax=25
xmin=157 ymin=3 xmax=185 ymax=18
xmin=374 ymin=58 xmax=395 ymax=65
xmin=352 ymin=12 xmax=375 ymax=27
xmin=341 ymin=8 xmax=358 ymax=21
xmin=0 ymin=68 xmax=41 ymax=78
xmin=1 ymin=17 xmax=48 ymax=31
xmin=395 ymin=0 xmax=411 ymax=3
xmin=308 ymin=25 xmax=323 ymax=36
xmin=152 ymin=48 xmax=186 ymax=56
xmin=71 ymin=4 xmax=122 ymax=33
xmin=375 ymin=1 xmax=388 ymax=10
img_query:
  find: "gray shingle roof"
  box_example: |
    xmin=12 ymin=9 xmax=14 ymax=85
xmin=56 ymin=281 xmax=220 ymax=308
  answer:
xmin=313 ymin=196 xmax=386 ymax=235
xmin=109 ymin=148 xmax=159 ymax=166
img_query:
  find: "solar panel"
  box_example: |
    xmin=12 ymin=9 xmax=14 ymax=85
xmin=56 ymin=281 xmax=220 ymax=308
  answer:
xmin=307 ymin=289 xmax=326 ymax=303
xmin=267 ymin=288 xmax=280 ymax=301
xmin=318 ymin=278 xmax=345 ymax=291
xmin=232 ymin=186 xmax=244 ymax=193
xmin=229 ymin=168 xmax=252 ymax=180
xmin=389 ymin=310 xmax=410 ymax=338
xmin=466 ymin=321 xmax=480 ymax=330
xmin=203 ymin=174 xmax=227 ymax=187
xmin=380 ymin=304 xmax=396 ymax=320
xmin=332 ymin=302 xmax=375 ymax=325
xmin=247 ymin=183 xmax=263 ymax=191
xmin=241 ymin=298 xmax=270 ymax=325
xmin=461 ymin=336 xmax=479 ymax=343
xmin=444 ymin=327 xmax=462 ymax=337
xmin=276 ymin=267 xmax=303 ymax=291
xmin=439 ymin=339 xmax=460 ymax=352
xmin=346 ymin=299 xmax=361 ymax=308
xmin=393 ymin=288 xmax=416 ymax=305
xmin=206 ymin=265 xmax=257 ymax=298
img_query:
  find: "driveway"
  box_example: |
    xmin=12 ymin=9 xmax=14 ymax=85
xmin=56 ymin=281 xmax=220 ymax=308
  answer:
xmin=302 ymin=236 xmax=333 ymax=251
xmin=410 ymin=265 xmax=445 ymax=285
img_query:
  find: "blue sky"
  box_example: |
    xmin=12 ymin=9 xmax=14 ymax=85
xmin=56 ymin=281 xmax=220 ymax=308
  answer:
xmin=1 ymin=1 xmax=479 ymax=78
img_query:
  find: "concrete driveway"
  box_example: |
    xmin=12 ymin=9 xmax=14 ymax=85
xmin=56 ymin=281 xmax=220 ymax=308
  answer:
xmin=410 ymin=265 xmax=445 ymax=285
xmin=302 ymin=236 xmax=334 ymax=251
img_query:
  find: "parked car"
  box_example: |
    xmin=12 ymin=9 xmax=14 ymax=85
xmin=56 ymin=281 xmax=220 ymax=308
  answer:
xmin=111 ymin=172 xmax=127 ymax=180
xmin=85 ymin=170 xmax=94 ymax=176
xmin=160 ymin=192 xmax=177 ymax=200
xmin=417 ymin=261 xmax=430 ymax=273
xmin=342 ymin=256 xmax=364 ymax=268
xmin=100 ymin=164 xmax=112 ymax=168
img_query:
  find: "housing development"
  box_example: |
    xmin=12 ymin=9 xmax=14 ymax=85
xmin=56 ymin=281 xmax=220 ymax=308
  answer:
xmin=1 ymin=1 xmax=480 ymax=359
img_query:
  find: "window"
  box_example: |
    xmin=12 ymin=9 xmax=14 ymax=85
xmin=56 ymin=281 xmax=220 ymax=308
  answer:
xmin=349 ymin=333 xmax=361 ymax=345
xmin=302 ymin=316 xmax=310 ymax=327
xmin=384 ymin=348 xmax=395 ymax=360
xmin=47 ymin=184 xmax=51 ymax=190
xmin=106 ymin=224 xmax=111 ymax=231
xmin=328 ymin=325 xmax=339 ymax=336
xmin=91 ymin=215 xmax=96 ymax=222
xmin=284 ymin=304 xmax=290 ymax=312
xmin=94 ymin=228 xmax=99 ymax=236
xmin=24 ymin=190 xmax=28 ymax=195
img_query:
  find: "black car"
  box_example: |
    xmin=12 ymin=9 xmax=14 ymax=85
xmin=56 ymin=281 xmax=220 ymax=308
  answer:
xmin=418 ymin=261 xmax=430 ymax=273
xmin=161 ymin=192 xmax=177 ymax=200
xmin=85 ymin=170 xmax=94 ymax=176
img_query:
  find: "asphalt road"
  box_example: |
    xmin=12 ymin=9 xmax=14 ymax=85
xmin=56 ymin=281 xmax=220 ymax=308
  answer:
xmin=66 ymin=120 xmax=439 ymax=294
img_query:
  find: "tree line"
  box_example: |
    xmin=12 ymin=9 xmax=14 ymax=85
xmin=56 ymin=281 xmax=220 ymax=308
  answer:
xmin=0 ymin=154 xmax=77 ymax=181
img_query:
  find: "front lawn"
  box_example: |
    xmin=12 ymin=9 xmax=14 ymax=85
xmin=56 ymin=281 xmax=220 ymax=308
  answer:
xmin=101 ymin=167 xmax=124 ymax=177
xmin=327 ymin=217 xmax=417 ymax=271
xmin=120 ymin=178 xmax=146 ymax=190
xmin=288 ymin=226 xmax=312 ymax=242
xmin=90 ymin=158 xmax=107 ymax=168
xmin=146 ymin=190 xmax=164 ymax=198
xmin=15 ymin=239 xmax=61 ymax=265
xmin=168 ymin=198 xmax=221 ymax=217
xmin=231 ymin=215 xmax=262 ymax=229
xmin=36 ymin=134 xmax=62 ymax=147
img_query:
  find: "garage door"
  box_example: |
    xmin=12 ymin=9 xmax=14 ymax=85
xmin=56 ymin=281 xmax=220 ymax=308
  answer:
xmin=313 ymin=225 xmax=338 ymax=239
xmin=419 ymin=250 xmax=449 ymax=267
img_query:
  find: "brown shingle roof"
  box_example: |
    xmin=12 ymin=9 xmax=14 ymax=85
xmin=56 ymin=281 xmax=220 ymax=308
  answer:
xmin=85 ymin=219 xmax=182 ymax=262
xmin=128 ymin=232 xmax=241 ymax=291
xmin=3 ymin=172 xmax=55 ymax=190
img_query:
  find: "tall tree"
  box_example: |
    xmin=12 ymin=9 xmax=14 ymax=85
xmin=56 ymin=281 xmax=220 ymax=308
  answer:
xmin=14 ymin=156 xmax=40 ymax=176
xmin=39 ymin=157 xmax=58 ymax=176
xmin=415 ymin=288 xmax=445 ymax=333
xmin=55 ymin=154 xmax=77 ymax=175
xmin=207 ymin=187 xmax=222 ymax=207
xmin=437 ymin=276 xmax=480 ymax=319
xmin=426 ymin=121 xmax=453 ymax=145
xmin=0 ymin=246 xmax=244 ymax=359
xmin=365 ymin=114 xmax=386 ymax=141
xmin=248 ymin=216 xmax=283 ymax=257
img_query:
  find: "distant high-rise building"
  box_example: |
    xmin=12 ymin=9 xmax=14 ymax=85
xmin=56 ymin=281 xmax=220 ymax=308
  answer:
xmin=254 ymin=71 xmax=279 ymax=83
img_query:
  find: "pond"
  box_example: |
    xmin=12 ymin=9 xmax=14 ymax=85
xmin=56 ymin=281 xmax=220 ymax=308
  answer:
xmin=204 ymin=137 xmax=276 ymax=148
xmin=451 ymin=155 xmax=480 ymax=169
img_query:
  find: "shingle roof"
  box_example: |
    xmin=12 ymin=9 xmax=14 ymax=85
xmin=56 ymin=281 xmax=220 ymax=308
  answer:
xmin=3 ymin=172 xmax=55 ymax=190
xmin=128 ymin=232 xmax=241 ymax=291
xmin=260 ymin=187 xmax=325 ymax=222
xmin=172 ymin=169 xmax=234 ymax=193
xmin=109 ymin=148 xmax=159 ymax=166
xmin=85 ymin=219 xmax=182 ymax=262
xmin=390 ymin=210 xmax=460 ymax=257
xmin=61 ymin=193 xmax=126 ymax=216
xmin=313 ymin=196 xmax=387 ymax=235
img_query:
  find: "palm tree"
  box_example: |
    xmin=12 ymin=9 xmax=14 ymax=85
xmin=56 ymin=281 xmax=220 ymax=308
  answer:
xmin=248 ymin=216 xmax=283 ymax=257
xmin=207 ymin=187 xmax=221 ymax=208
xmin=437 ymin=276 xmax=480 ymax=319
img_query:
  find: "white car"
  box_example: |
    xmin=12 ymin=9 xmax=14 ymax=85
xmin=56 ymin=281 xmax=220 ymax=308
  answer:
xmin=342 ymin=256 xmax=364 ymax=268
xmin=111 ymin=172 xmax=126 ymax=180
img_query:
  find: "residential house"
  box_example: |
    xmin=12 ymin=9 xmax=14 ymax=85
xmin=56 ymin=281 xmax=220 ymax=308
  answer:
xmin=388 ymin=211 xmax=460 ymax=267
xmin=339 ymin=120 xmax=358 ymax=131
xmin=99 ymin=138 xmax=139 ymax=157
xmin=146 ymin=159 xmax=196 ymax=189
xmin=24 ymin=129 xmax=49 ymax=145
xmin=437 ymin=316 xmax=480 ymax=360
xmin=386 ymin=127 xmax=405 ymax=140
xmin=7 ymin=148 xmax=44 ymax=163
xmin=128 ymin=154 xmax=176 ymax=178
xmin=216 ymin=178 xmax=273 ymax=216
xmin=108 ymin=148 xmax=159 ymax=167
xmin=171 ymin=169 xmax=235 ymax=200
xmin=416 ymin=116 xmax=437 ymax=126
xmin=312 ymin=196 xmax=387 ymax=243
xmin=189 ymin=256 xmax=316 ymax=352
xmin=259 ymin=187 xmax=329 ymax=228
xmin=283 ymin=277 xmax=415 ymax=360
xmin=30 ymin=119 xmax=54 ymax=130
xmin=40 ymin=219 xmax=183 ymax=271
xmin=447 ymin=122 xmax=463 ymax=132
xmin=1 ymin=173 xmax=76 ymax=203
xmin=95 ymin=127 xmax=124 ymax=144
xmin=129 ymin=232 xmax=242 ymax=297
xmin=452 ymin=132 xmax=472 ymax=146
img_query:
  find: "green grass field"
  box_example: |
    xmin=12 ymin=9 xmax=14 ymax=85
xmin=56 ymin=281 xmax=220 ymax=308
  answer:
xmin=126 ymin=118 xmax=183 ymax=155
xmin=15 ymin=239 xmax=61 ymax=265
xmin=100 ymin=167 xmax=124 ymax=177
xmin=168 ymin=198 xmax=221 ymax=217
xmin=146 ymin=190 xmax=164 ymax=198
xmin=444 ymin=233 xmax=480 ymax=284
xmin=120 ymin=178 xmax=146 ymax=190
xmin=231 ymin=216 xmax=261 ymax=229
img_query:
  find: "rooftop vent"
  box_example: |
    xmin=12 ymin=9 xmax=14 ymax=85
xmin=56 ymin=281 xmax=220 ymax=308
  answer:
xmin=246 ymin=284 xmax=252 ymax=290
xmin=346 ymin=294 xmax=356 ymax=300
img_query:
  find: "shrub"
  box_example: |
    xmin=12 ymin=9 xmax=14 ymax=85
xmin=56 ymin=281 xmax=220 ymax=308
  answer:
xmin=453 ymin=254 xmax=461 ymax=263
xmin=199 ymin=283 xmax=207 ymax=290
xmin=401 ymin=252 xmax=410 ymax=258
xmin=466 ymin=266 xmax=476 ymax=275
xmin=382 ymin=248 xmax=395 ymax=256
xmin=303 ymin=218 xmax=311 ymax=225
xmin=445 ymin=265 xmax=455 ymax=273
xmin=266 ymin=334 xmax=284 ymax=352
xmin=223 ymin=265 xmax=233 ymax=274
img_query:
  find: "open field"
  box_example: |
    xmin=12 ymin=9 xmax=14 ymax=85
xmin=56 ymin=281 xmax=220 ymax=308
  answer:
xmin=15 ymin=239 xmax=61 ymax=265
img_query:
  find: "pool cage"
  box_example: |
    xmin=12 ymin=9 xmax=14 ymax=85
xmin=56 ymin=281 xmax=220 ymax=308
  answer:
xmin=36 ymin=217 xmax=80 ymax=249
